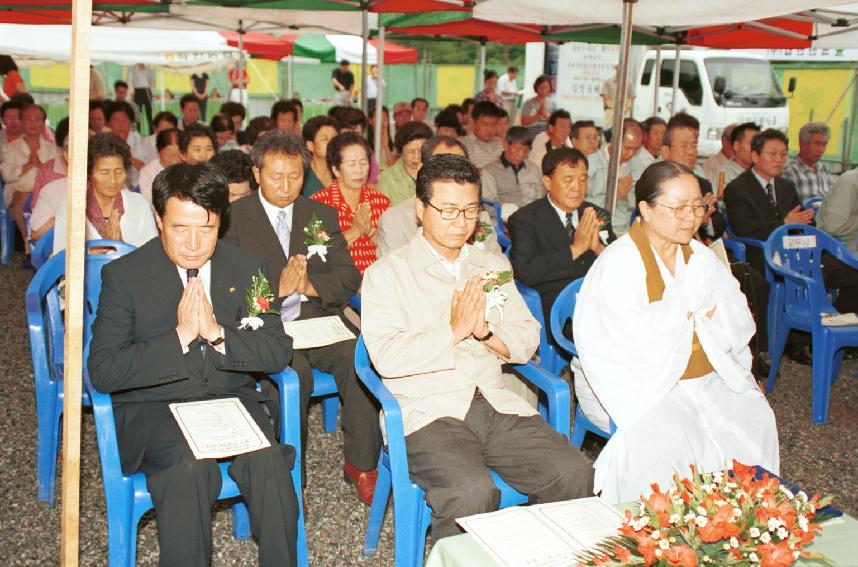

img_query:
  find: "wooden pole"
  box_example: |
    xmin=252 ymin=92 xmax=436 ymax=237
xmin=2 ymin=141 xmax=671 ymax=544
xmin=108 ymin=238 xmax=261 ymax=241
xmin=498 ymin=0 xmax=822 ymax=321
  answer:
xmin=61 ymin=0 xmax=92 ymax=565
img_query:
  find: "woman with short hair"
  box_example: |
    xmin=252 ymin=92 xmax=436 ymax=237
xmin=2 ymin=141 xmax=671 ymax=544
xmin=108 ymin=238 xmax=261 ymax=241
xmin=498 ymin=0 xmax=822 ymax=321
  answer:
xmin=573 ymin=160 xmax=779 ymax=503
xmin=310 ymin=132 xmax=390 ymax=275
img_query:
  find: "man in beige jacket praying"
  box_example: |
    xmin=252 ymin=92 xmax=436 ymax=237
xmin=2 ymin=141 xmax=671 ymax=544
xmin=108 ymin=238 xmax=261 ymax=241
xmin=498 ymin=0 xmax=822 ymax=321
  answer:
xmin=361 ymin=153 xmax=594 ymax=543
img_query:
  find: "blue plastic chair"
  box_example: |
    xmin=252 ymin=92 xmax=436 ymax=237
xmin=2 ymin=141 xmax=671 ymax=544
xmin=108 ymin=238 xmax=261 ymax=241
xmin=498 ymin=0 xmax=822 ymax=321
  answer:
xmin=312 ymin=369 xmax=339 ymax=434
xmin=803 ymin=197 xmax=823 ymax=220
xmin=481 ymin=198 xmax=511 ymax=251
xmin=515 ymin=280 xmax=566 ymax=374
xmin=763 ymin=224 xmax=858 ymax=423
xmin=628 ymin=207 xmax=638 ymax=227
xmin=85 ymin=367 xmax=308 ymax=567
xmin=0 ymin=177 xmax=17 ymax=265
xmin=30 ymin=226 xmax=55 ymax=270
xmin=356 ymin=335 xmax=570 ymax=566
xmin=25 ymin=251 xmax=69 ymax=505
xmin=82 ymin=240 xmax=138 ymax=339
xmin=548 ymin=279 xmax=616 ymax=448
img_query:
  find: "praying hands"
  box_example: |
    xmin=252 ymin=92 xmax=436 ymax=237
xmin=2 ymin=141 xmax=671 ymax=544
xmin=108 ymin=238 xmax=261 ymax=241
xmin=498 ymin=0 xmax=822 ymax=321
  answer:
xmin=176 ymin=277 xmax=221 ymax=346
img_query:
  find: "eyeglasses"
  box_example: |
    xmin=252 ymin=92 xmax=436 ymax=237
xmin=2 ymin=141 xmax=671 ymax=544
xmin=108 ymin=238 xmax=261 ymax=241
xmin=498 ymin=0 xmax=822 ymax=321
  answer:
xmin=425 ymin=201 xmax=483 ymax=220
xmin=652 ymin=202 xmax=710 ymax=219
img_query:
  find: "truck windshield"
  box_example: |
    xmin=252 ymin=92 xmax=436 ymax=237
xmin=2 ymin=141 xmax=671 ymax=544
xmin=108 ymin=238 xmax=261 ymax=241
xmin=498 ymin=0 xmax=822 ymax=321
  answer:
xmin=704 ymin=58 xmax=785 ymax=108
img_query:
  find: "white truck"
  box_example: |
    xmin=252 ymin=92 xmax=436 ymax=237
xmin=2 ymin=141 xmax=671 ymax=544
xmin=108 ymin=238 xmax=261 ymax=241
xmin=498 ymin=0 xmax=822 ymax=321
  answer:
xmin=525 ymin=43 xmax=792 ymax=157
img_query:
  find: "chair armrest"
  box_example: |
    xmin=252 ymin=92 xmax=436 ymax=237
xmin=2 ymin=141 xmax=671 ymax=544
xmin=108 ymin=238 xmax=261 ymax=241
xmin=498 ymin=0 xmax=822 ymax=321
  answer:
xmin=723 ymin=238 xmax=746 ymax=263
xmin=831 ymin=244 xmax=858 ymax=271
xmin=513 ymin=362 xmax=571 ymax=439
xmin=348 ymin=294 xmax=362 ymax=314
xmin=267 ymin=367 xmax=303 ymax=451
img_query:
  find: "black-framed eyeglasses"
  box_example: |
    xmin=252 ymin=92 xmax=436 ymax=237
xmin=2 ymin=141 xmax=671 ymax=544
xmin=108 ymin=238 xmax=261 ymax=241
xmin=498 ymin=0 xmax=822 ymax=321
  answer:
xmin=652 ymin=202 xmax=710 ymax=219
xmin=425 ymin=201 xmax=483 ymax=220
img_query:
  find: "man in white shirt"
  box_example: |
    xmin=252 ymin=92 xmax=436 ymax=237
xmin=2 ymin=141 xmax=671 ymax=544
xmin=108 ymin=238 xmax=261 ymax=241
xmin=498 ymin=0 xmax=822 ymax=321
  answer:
xmin=782 ymin=121 xmax=832 ymax=200
xmin=701 ymin=124 xmax=736 ymax=181
xmin=497 ymin=66 xmax=520 ymax=124
xmin=528 ymin=109 xmax=573 ymax=170
xmin=129 ymin=63 xmax=154 ymax=134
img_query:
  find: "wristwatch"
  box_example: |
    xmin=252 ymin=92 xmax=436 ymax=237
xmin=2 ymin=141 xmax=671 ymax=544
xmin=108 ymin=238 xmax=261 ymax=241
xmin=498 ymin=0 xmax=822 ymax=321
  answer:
xmin=475 ymin=329 xmax=494 ymax=342
xmin=207 ymin=326 xmax=225 ymax=347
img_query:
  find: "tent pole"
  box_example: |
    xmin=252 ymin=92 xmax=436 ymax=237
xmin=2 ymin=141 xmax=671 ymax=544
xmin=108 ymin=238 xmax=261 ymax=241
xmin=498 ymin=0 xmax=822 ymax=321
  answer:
xmin=479 ymin=41 xmax=487 ymax=88
xmin=652 ymin=45 xmax=662 ymax=116
xmin=158 ymin=68 xmax=165 ymax=111
xmin=62 ymin=0 xmax=92 ymax=564
xmin=374 ymin=26 xmax=385 ymax=165
xmin=670 ymin=43 xmax=680 ymax=116
xmin=605 ymin=0 xmax=636 ymax=216
xmin=361 ymin=5 xmax=369 ymax=115
xmin=287 ymin=56 xmax=294 ymax=99
xmin=238 ymin=21 xmax=246 ymax=108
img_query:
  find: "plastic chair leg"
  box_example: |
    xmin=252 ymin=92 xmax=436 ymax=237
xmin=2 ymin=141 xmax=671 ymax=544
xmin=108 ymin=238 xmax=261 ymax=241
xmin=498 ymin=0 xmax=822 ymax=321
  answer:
xmin=36 ymin=393 xmax=60 ymax=505
xmin=811 ymin=338 xmax=834 ymax=424
xmin=231 ymin=500 xmax=251 ymax=540
xmin=363 ymin=462 xmax=391 ymax=556
xmin=766 ymin=324 xmax=791 ymax=393
xmin=831 ymin=348 xmax=846 ymax=386
xmin=320 ymin=395 xmax=340 ymax=434
xmin=392 ymin=490 xmax=423 ymax=567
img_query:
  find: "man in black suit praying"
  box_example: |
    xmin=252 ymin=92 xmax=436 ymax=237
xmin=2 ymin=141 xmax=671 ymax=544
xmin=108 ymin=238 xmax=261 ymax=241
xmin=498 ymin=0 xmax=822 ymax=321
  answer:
xmin=88 ymin=162 xmax=298 ymax=567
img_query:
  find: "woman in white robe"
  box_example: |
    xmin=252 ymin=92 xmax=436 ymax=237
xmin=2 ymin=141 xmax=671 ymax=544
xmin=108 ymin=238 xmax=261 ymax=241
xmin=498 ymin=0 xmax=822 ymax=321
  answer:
xmin=572 ymin=160 xmax=779 ymax=504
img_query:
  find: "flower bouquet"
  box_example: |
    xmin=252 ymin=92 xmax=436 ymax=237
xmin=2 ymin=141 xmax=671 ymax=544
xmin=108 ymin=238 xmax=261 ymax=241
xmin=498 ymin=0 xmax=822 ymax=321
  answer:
xmin=303 ymin=212 xmax=332 ymax=262
xmin=481 ymin=270 xmax=513 ymax=320
xmin=578 ymin=460 xmax=833 ymax=567
xmin=470 ymin=219 xmax=494 ymax=250
xmin=239 ymin=269 xmax=279 ymax=330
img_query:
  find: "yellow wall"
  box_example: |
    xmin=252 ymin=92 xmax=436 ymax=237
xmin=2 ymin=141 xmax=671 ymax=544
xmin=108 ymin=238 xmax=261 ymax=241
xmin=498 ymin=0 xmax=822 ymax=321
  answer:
xmin=436 ymin=66 xmax=476 ymax=108
xmin=29 ymin=63 xmax=71 ymax=90
xmin=781 ymin=68 xmax=852 ymax=159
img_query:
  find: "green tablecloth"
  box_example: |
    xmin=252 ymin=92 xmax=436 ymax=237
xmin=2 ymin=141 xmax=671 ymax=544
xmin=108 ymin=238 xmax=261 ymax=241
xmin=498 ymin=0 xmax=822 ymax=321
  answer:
xmin=426 ymin=509 xmax=858 ymax=567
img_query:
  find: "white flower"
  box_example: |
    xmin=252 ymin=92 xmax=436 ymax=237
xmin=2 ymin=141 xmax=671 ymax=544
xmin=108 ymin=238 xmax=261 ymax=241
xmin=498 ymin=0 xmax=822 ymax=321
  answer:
xmin=793 ymin=551 xmax=800 ymax=559
xmin=777 ymin=527 xmax=789 ymax=540
xmin=749 ymin=552 xmax=759 ymax=562
xmin=768 ymin=517 xmax=783 ymax=532
xmin=760 ymin=532 xmax=771 ymax=544
xmin=697 ymin=506 xmax=708 ymax=516
xmin=798 ymin=515 xmax=809 ymax=532
xmin=651 ymin=530 xmax=661 ymax=540
xmin=238 ymin=316 xmax=264 ymax=330
xmin=684 ymin=512 xmax=696 ymax=523
xmin=780 ymin=485 xmax=795 ymax=500
xmin=750 ymin=527 xmax=761 ymax=538
xmin=713 ymin=471 xmax=724 ymax=484
xmin=695 ymin=515 xmax=708 ymax=527
xmin=730 ymin=537 xmax=739 ymax=548
xmin=669 ymin=514 xmax=680 ymax=524
xmin=796 ymin=491 xmax=808 ymax=504
xmin=659 ymin=539 xmax=670 ymax=550
xmin=723 ymin=543 xmax=731 ymax=551
xmin=306 ymin=244 xmax=329 ymax=262
xmin=655 ymin=549 xmax=662 ymax=558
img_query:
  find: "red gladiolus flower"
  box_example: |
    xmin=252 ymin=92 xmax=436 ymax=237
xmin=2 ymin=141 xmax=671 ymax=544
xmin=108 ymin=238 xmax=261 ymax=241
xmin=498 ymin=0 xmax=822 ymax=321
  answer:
xmin=732 ymin=460 xmax=757 ymax=483
xmin=636 ymin=534 xmax=659 ymax=566
xmin=613 ymin=545 xmax=633 ymax=562
xmin=756 ymin=541 xmax=795 ymax=567
xmin=646 ymin=487 xmax=673 ymax=526
xmin=697 ymin=504 xmax=741 ymax=543
xmin=663 ymin=545 xmax=699 ymax=567
xmin=256 ymin=296 xmax=270 ymax=310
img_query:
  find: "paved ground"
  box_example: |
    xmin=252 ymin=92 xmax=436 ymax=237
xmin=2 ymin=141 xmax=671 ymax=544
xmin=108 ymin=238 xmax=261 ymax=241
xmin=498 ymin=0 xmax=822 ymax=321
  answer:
xmin=1 ymin=252 xmax=856 ymax=566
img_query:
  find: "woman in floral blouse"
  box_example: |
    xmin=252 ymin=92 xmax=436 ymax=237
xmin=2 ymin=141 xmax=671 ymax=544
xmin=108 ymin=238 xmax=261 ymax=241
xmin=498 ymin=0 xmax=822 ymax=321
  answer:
xmin=310 ymin=132 xmax=390 ymax=275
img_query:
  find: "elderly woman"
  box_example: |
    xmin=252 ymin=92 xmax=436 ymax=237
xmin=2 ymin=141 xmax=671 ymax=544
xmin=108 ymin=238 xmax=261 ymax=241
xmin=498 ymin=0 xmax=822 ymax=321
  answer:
xmin=310 ymin=132 xmax=390 ymax=275
xmin=53 ymin=133 xmax=158 ymax=255
xmin=572 ymin=160 xmax=779 ymax=504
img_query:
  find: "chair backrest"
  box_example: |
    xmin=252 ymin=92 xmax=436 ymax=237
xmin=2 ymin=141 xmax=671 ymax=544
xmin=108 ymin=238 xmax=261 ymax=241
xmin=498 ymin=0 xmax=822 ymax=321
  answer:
xmin=548 ymin=278 xmax=585 ymax=358
xmin=764 ymin=224 xmax=842 ymax=315
xmin=30 ymin=226 xmax=55 ymax=270
xmin=803 ymin=197 xmax=823 ymax=220
xmin=629 ymin=207 xmax=638 ymax=227
xmin=83 ymin=240 xmax=137 ymax=345
xmin=26 ymin=251 xmax=67 ymax=394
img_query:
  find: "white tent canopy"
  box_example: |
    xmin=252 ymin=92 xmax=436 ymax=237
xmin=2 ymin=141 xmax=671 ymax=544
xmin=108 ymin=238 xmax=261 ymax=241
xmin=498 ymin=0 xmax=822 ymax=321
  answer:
xmin=472 ymin=0 xmax=853 ymax=27
xmin=0 ymin=24 xmax=240 ymax=70
xmin=327 ymin=35 xmax=388 ymax=64
xmin=108 ymin=4 xmax=371 ymax=36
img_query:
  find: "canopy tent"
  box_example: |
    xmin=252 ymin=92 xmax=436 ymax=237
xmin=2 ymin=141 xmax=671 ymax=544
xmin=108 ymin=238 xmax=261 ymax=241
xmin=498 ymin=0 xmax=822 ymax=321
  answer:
xmin=0 ymin=22 xmax=240 ymax=69
xmin=379 ymin=12 xmax=544 ymax=44
xmin=220 ymin=30 xmax=292 ymax=61
xmin=325 ymin=34 xmax=418 ymax=63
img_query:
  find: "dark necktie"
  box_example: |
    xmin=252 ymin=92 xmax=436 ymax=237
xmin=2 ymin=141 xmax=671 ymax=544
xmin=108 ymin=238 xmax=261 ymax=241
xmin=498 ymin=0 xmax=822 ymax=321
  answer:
xmin=765 ymin=182 xmax=778 ymax=212
xmin=565 ymin=211 xmax=574 ymax=242
xmin=185 ymin=269 xmax=206 ymax=355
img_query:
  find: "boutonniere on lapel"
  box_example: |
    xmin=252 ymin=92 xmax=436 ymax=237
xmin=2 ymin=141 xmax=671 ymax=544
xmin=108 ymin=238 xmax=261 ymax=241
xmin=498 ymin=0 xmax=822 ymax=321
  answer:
xmin=481 ymin=269 xmax=513 ymax=320
xmin=595 ymin=209 xmax=612 ymax=244
xmin=303 ymin=213 xmax=331 ymax=262
xmin=239 ymin=269 xmax=279 ymax=330
xmin=468 ymin=219 xmax=494 ymax=250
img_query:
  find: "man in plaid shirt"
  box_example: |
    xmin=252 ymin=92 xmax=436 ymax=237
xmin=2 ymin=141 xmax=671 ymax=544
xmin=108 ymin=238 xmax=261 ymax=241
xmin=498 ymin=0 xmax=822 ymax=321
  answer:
xmin=782 ymin=121 xmax=832 ymax=200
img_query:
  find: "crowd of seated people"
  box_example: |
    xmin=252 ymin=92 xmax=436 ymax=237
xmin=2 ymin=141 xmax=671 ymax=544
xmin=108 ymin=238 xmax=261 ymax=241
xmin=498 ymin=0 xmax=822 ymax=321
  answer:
xmin=5 ymin=84 xmax=858 ymax=567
